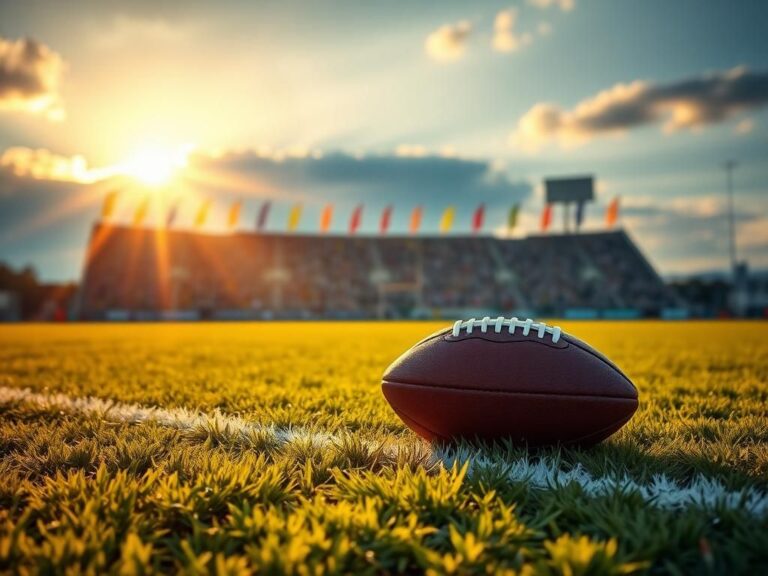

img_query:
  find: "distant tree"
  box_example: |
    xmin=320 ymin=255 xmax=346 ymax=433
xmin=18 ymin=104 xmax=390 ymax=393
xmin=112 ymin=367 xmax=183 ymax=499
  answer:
xmin=0 ymin=262 xmax=76 ymax=320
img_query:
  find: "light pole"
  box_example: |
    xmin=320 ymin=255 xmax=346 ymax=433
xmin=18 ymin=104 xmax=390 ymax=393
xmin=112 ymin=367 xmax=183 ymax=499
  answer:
xmin=724 ymin=160 xmax=737 ymax=279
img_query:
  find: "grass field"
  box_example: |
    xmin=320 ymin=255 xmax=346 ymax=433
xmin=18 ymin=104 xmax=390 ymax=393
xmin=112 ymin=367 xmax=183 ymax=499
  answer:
xmin=1 ymin=321 xmax=767 ymax=574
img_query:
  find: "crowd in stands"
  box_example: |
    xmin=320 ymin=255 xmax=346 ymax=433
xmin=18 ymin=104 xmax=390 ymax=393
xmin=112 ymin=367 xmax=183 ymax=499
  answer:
xmin=79 ymin=225 xmax=679 ymax=319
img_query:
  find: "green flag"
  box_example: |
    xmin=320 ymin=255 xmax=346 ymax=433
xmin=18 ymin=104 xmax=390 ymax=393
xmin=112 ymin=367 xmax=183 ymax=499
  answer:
xmin=508 ymin=204 xmax=519 ymax=233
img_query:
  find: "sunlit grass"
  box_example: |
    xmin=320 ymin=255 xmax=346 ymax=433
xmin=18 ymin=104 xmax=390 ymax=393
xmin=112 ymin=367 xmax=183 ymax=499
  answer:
xmin=0 ymin=321 xmax=767 ymax=573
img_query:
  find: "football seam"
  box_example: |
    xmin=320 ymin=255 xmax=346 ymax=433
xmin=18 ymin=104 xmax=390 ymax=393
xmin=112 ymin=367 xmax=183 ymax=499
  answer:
xmin=567 ymin=411 xmax=637 ymax=445
xmin=563 ymin=338 xmax=637 ymax=392
xmin=385 ymin=383 xmax=637 ymax=446
xmin=388 ymin=403 xmax=448 ymax=442
xmin=382 ymin=379 xmax=639 ymax=401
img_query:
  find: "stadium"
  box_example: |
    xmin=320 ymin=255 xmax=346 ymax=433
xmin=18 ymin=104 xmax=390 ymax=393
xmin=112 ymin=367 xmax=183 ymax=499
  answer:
xmin=78 ymin=224 xmax=679 ymax=321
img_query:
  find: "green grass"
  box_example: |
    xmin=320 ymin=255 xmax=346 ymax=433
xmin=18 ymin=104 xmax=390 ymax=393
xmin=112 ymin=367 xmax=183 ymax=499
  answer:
xmin=0 ymin=321 xmax=767 ymax=574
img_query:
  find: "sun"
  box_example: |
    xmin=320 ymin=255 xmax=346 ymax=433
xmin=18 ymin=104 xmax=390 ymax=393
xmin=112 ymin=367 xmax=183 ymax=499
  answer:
xmin=121 ymin=144 xmax=191 ymax=186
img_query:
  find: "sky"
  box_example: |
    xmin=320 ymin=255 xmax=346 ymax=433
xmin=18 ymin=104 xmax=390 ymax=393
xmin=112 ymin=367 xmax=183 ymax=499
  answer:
xmin=0 ymin=0 xmax=766 ymax=281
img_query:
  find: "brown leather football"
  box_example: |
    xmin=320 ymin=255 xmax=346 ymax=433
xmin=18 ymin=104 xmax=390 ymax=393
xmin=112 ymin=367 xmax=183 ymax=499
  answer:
xmin=382 ymin=317 xmax=638 ymax=446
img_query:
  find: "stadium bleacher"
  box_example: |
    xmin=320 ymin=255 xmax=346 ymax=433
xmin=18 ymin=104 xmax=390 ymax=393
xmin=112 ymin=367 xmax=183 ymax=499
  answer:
xmin=78 ymin=224 xmax=679 ymax=320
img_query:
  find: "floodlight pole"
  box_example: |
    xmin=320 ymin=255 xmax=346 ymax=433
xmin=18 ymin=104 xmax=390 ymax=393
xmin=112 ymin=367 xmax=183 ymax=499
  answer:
xmin=724 ymin=160 xmax=737 ymax=280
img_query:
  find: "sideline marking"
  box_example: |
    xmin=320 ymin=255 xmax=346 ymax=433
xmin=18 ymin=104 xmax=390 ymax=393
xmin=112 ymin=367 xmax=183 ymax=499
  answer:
xmin=1 ymin=386 xmax=765 ymax=516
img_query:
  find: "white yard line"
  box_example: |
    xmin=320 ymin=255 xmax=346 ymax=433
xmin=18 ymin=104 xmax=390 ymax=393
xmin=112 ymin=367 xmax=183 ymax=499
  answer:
xmin=1 ymin=385 xmax=766 ymax=516
xmin=0 ymin=386 xmax=328 ymax=445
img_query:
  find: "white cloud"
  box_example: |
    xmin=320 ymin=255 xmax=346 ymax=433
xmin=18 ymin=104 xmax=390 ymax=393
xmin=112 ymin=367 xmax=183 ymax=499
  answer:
xmin=0 ymin=147 xmax=111 ymax=183
xmin=395 ymin=144 xmax=428 ymax=158
xmin=0 ymin=37 xmax=65 ymax=121
xmin=493 ymin=9 xmax=531 ymax=53
xmin=425 ymin=21 xmax=472 ymax=62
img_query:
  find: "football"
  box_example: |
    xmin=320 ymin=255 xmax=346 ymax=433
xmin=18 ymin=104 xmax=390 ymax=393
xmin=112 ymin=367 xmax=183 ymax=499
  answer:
xmin=382 ymin=317 xmax=638 ymax=446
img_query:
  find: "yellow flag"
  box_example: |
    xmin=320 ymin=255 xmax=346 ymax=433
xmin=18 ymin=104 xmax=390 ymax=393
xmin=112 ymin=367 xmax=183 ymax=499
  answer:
xmin=101 ymin=190 xmax=118 ymax=220
xmin=228 ymin=200 xmax=242 ymax=229
xmin=439 ymin=206 xmax=455 ymax=233
xmin=195 ymin=199 xmax=211 ymax=228
xmin=288 ymin=203 xmax=303 ymax=231
xmin=133 ymin=197 xmax=149 ymax=227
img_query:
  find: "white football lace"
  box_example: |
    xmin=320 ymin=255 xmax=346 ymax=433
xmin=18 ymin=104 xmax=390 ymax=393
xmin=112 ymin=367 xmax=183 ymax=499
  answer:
xmin=451 ymin=316 xmax=562 ymax=343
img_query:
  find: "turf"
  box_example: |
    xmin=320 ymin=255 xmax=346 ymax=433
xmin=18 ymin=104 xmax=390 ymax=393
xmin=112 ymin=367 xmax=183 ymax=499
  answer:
xmin=0 ymin=321 xmax=766 ymax=574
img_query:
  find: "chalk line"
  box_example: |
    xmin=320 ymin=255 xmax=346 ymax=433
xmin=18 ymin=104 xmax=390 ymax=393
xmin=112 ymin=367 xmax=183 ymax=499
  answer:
xmin=1 ymin=386 xmax=765 ymax=516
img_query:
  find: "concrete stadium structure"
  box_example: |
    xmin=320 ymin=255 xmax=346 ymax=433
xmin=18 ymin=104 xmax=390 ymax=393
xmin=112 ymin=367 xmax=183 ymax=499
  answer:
xmin=78 ymin=224 xmax=679 ymax=320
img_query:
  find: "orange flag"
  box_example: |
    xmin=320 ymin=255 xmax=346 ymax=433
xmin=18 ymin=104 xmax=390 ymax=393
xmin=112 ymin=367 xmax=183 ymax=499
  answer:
xmin=606 ymin=196 xmax=620 ymax=228
xmin=228 ymin=200 xmax=242 ymax=229
xmin=540 ymin=204 xmax=552 ymax=232
xmin=320 ymin=204 xmax=333 ymax=233
xmin=409 ymin=206 xmax=423 ymax=234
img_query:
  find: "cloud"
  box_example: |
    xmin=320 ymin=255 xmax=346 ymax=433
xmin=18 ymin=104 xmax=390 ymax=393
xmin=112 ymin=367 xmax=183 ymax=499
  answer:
xmin=512 ymin=67 xmax=768 ymax=151
xmin=0 ymin=37 xmax=65 ymax=120
xmin=191 ymin=149 xmax=529 ymax=209
xmin=527 ymin=0 xmax=575 ymax=12
xmin=493 ymin=9 xmax=533 ymax=54
xmin=425 ymin=21 xmax=472 ymax=62
xmin=394 ymin=144 xmax=428 ymax=158
xmin=0 ymin=147 xmax=110 ymax=183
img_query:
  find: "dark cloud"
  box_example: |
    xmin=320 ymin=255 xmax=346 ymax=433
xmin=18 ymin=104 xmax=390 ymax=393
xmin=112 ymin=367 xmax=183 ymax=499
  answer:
xmin=191 ymin=150 xmax=530 ymax=214
xmin=0 ymin=37 xmax=64 ymax=119
xmin=514 ymin=67 xmax=768 ymax=150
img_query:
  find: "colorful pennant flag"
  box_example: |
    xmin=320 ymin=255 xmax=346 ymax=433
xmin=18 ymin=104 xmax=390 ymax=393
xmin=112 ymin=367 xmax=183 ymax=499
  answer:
xmin=606 ymin=196 xmax=620 ymax=228
xmin=320 ymin=204 xmax=334 ymax=233
xmin=472 ymin=204 xmax=485 ymax=234
xmin=133 ymin=197 xmax=149 ymax=227
xmin=540 ymin=203 xmax=552 ymax=232
xmin=507 ymin=204 xmax=519 ymax=235
xmin=287 ymin=203 xmax=303 ymax=231
xmin=439 ymin=206 xmax=455 ymax=234
xmin=575 ymin=201 xmax=585 ymax=230
xmin=228 ymin=200 xmax=242 ymax=230
xmin=256 ymin=201 xmax=271 ymax=232
xmin=349 ymin=204 xmax=363 ymax=234
xmin=101 ymin=190 xmax=119 ymax=221
xmin=380 ymin=205 xmax=393 ymax=234
xmin=195 ymin=199 xmax=211 ymax=228
xmin=409 ymin=206 xmax=423 ymax=234
xmin=166 ymin=201 xmax=180 ymax=228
